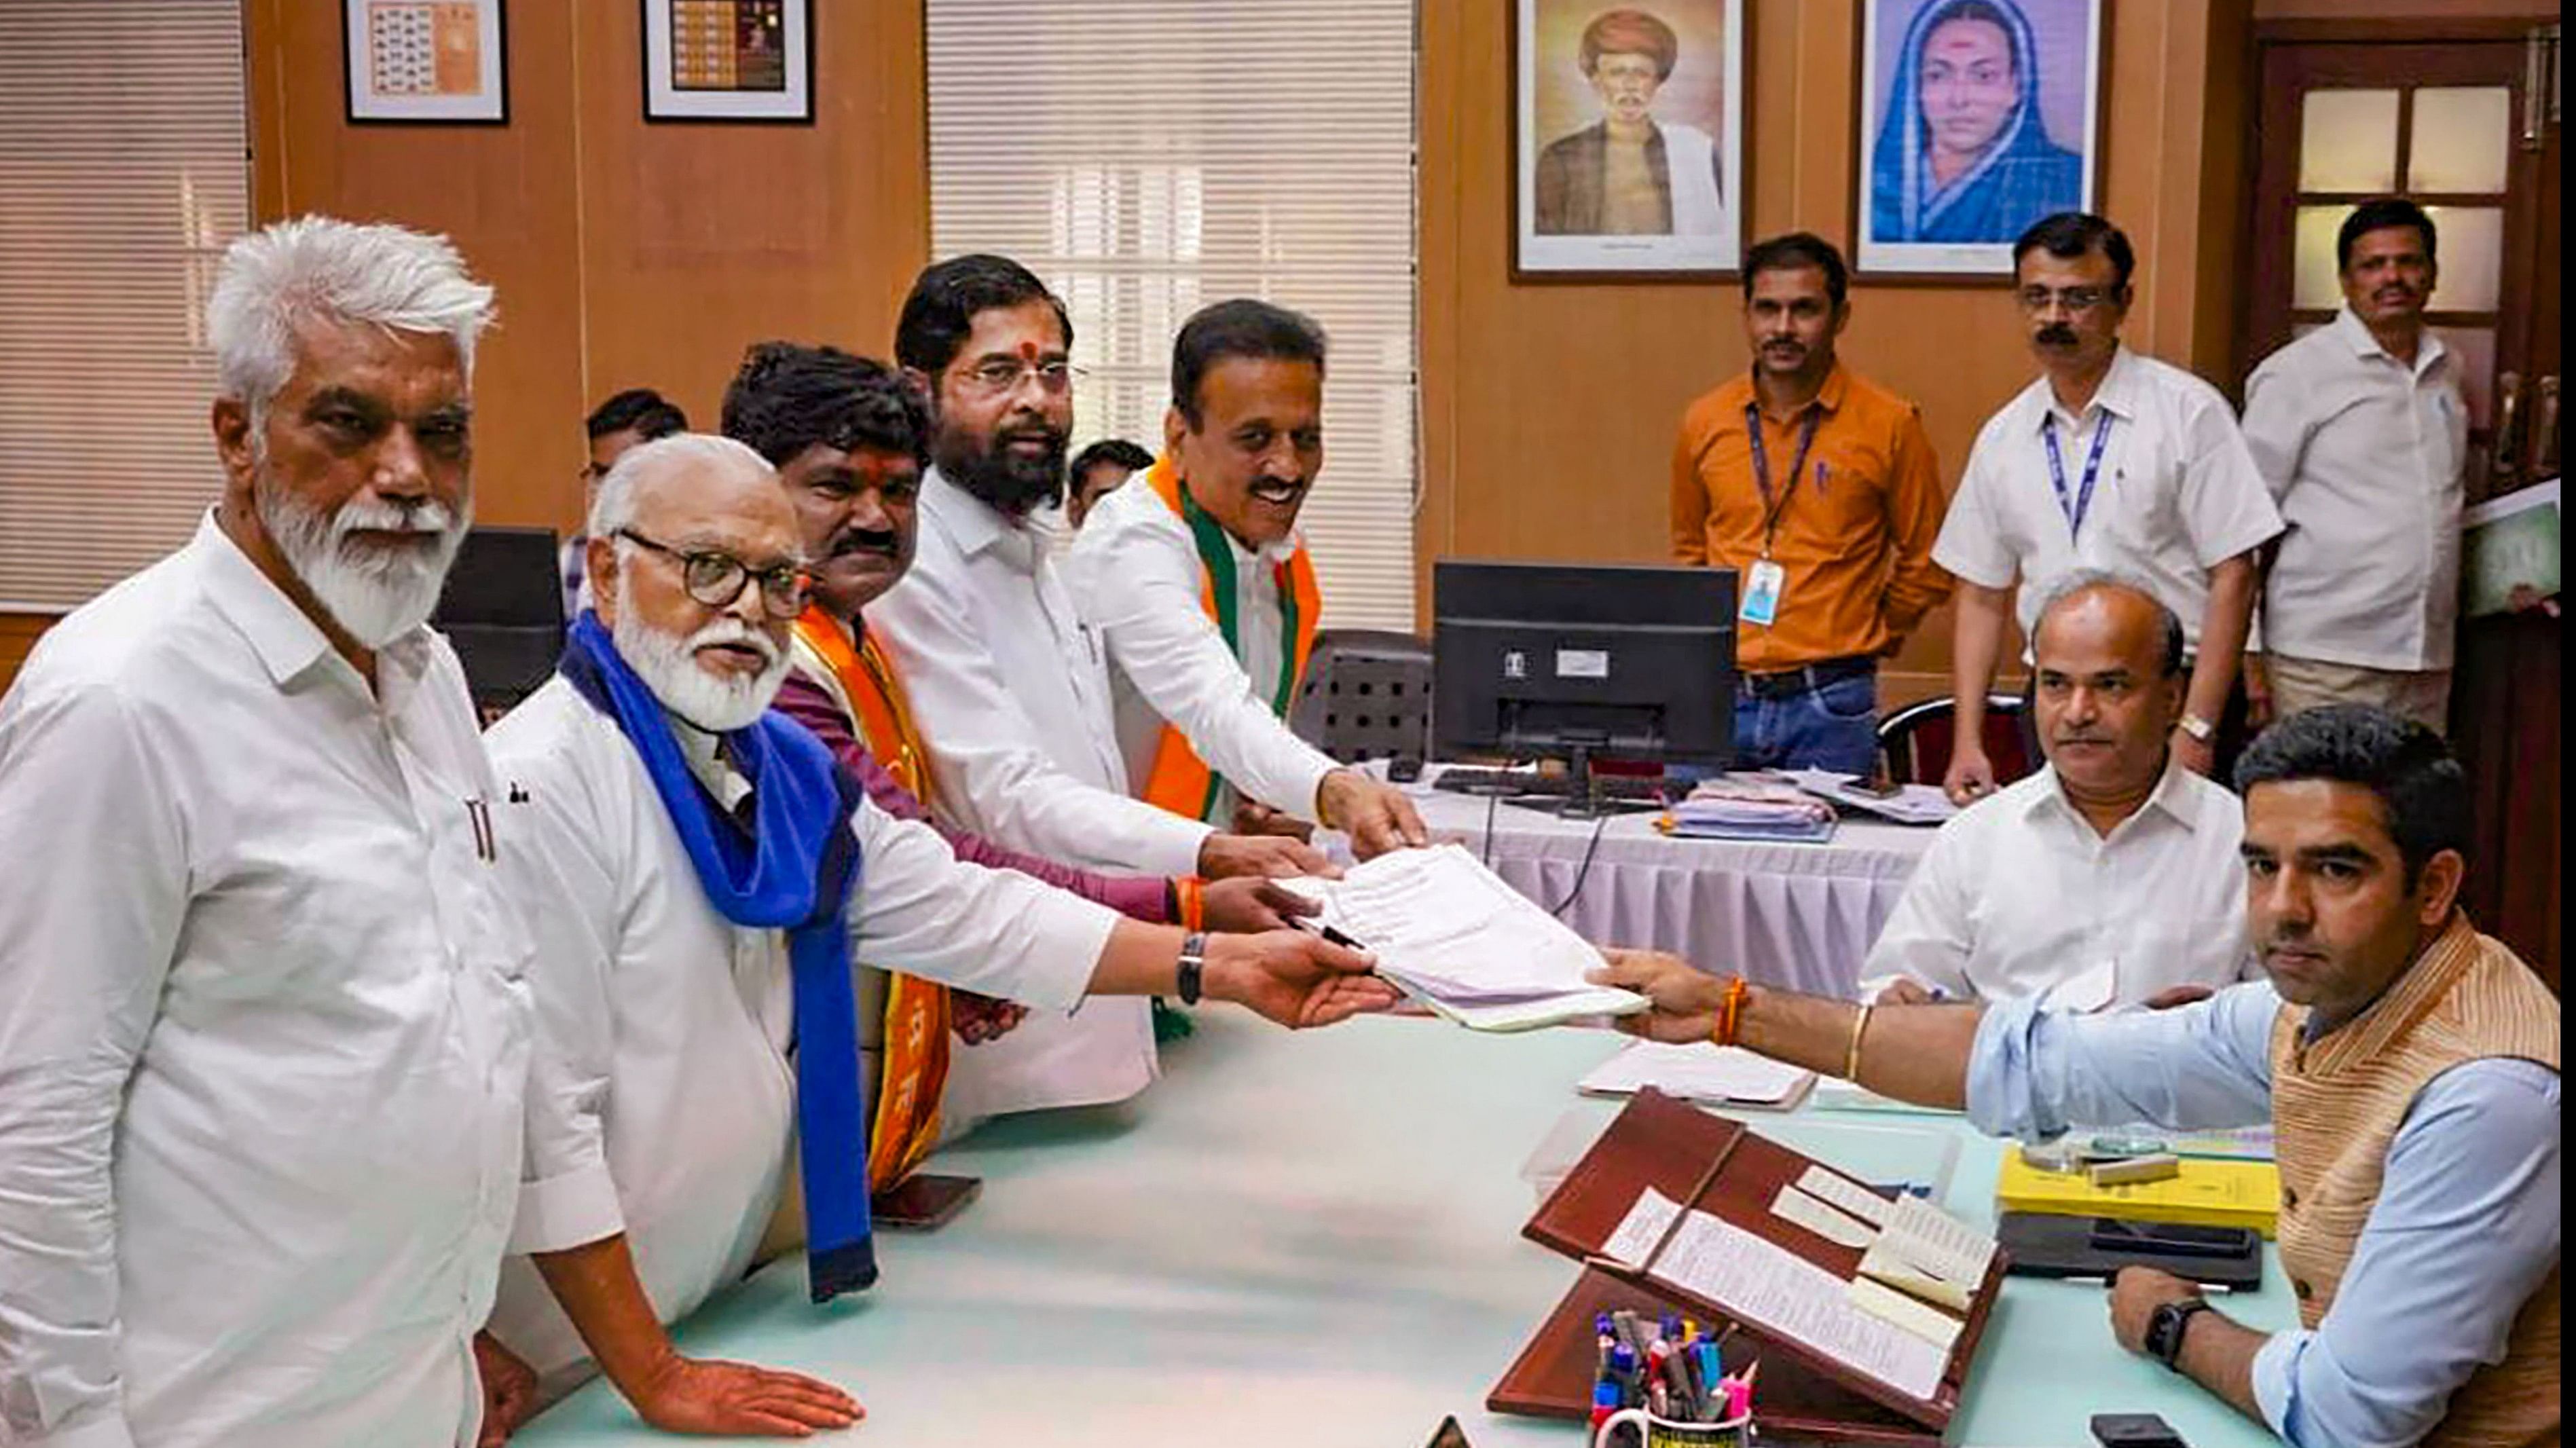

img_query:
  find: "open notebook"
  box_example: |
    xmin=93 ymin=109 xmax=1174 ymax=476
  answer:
xmin=1279 ymin=844 xmax=1646 ymax=1031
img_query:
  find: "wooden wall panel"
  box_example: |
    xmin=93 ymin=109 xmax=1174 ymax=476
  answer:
xmin=245 ymin=0 xmax=588 ymax=532
xmin=1418 ymin=0 xmax=2253 ymax=704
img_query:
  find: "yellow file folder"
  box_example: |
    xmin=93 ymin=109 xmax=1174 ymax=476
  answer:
xmin=1995 ymin=1152 xmax=2281 ymax=1238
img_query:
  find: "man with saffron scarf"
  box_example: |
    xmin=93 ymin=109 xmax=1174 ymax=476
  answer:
xmin=722 ymin=341 xmax=1315 ymax=1162
xmin=1067 ymin=299 xmax=1427 ymax=851
xmin=1870 ymin=0 xmax=2081 ymax=246
xmin=479 ymin=434 xmax=1388 ymax=1436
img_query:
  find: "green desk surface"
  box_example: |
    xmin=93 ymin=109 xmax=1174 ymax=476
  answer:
xmin=515 ymin=1013 xmax=2287 ymax=1447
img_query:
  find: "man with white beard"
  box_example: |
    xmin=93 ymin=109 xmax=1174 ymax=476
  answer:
xmin=0 ymin=217 xmax=532 ymax=1446
xmin=478 ymin=434 xmax=1390 ymax=1437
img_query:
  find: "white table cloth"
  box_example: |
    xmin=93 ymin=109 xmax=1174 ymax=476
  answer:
xmin=1403 ymin=771 xmax=1936 ymax=998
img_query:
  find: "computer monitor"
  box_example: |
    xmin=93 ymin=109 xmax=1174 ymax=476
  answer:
xmin=433 ymin=525 xmax=566 ymax=716
xmin=1433 ymin=560 xmax=1734 ymax=804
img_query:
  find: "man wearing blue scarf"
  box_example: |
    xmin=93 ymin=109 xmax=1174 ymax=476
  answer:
xmin=479 ymin=434 xmax=1390 ymax=1437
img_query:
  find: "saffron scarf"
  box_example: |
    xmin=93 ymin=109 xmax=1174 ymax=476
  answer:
xmin=558 ymin=612 xmax=877 ymax=1303
xmin=1137 ymin=457 xmax=1321 ymax=823
xmin=789 ymin=605 xmax=953 ymax=1190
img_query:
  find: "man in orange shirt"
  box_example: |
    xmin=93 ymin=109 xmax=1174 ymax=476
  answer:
xmin=1670 ymin=231 xmax=1951 ymax=774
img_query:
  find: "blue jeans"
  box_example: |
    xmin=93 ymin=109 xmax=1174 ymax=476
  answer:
xmin=1730 ymin=667 xmax=1879 ymax=775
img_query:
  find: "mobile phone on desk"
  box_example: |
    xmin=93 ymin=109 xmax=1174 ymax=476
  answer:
xmin=2090 ymin=1218 xmax=2256 ymax=1260
xmin=871 ymin=1172 xmax=980 ymax=1230
xmin=2091 ymin=1413 xmax=2188 ymax=1447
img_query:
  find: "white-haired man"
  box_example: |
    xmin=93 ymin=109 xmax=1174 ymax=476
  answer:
xmin=479 ymin=435 xmax=1389 ymax=1436
xmin=0 ymin=217 xmax=530 ymax=1445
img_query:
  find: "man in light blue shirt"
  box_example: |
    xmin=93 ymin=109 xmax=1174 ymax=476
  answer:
xmin=1596 ymin=705 xmax=2560 ymax=1446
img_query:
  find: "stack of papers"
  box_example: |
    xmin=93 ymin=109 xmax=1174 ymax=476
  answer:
xmin=1578 ymin=1040 xmax=1816 ymax=1109
xmin=1785 ymin=768 xmax=1958 ymax=825
xmin=1279 ymin=844 xmax=1646 ymax=1031
xmin=1661 ymin=776 xmax=1837 ymax=842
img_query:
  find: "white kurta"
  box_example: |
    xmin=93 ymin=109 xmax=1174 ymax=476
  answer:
xmin=0 ymin=514 xmax=531 ymax=1448
xmin=866 ymin=468 xmax=1185 ymax=1117
xmin=1066 ymin=478 xmax=1339 ymax=826
xmin=1857 ymin=757 xmax=2257 ymax=1007
xmin=481 ymin=675 xmax=1114 ymax=1378
xmin=2242 ymin=307 xmax=2469 ymax=672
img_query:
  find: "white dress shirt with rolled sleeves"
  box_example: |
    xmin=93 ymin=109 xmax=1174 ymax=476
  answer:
xmin=2242 ymin=307 xmax=2469 ymax=672
xmin=1936 ymin=346 xmax=2284 ymax=653
xmin=834 ymin=468 xmax=1175 ymax=1116
xmin=1067 ymin=478 xmax=1339 ymax=825
xmin=1858 ymin=756 xmax=2257 ymax=1007
xmin=480 ymin=676 xmax=1113 ymax=1378
xmin=0 ymin=514 xmax=532 ymax=1448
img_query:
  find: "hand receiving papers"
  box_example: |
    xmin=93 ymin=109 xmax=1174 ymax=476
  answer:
xmin=1278 ymin=844 xmax=1646 ymax=1031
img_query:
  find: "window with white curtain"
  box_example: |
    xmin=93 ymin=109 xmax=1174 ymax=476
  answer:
xmin=927 ymin=0 xmax=1419 ymax=630
xmin=0 ymin=1 xmax=247 ymax=612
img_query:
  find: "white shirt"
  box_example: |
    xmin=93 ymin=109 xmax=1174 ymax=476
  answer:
xmin=2242 ymin=307 xmax=2469 ymax=671
xmin=1858 ymin=756 xmax=2255 ymax=1007
xmin=480 ymin=676 xmax=1113 ymax=1377
xmin=1067 ymin=478 xmax=1339 ymax=826
xmin=1936 ymin=346 xmax=2283 ymax=651
xmin=859 ymin=468 xmax=1182 ymax=1116
xmin=0 ymin=515 xmax=531 ymax=1448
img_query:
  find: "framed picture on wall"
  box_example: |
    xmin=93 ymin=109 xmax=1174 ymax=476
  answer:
xmin=343 ymin=0 xmax=507 ymax=124
xmin=642 ymin=0 xmax=813 ymax=124
xmin=1854 ymin=0 xmax=2108 ymax=278
xmin=1512 ymin=0 xmax=1747 ymax=280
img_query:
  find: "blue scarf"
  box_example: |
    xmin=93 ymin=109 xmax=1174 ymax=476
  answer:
xmin=559 ymin=612 xmax=877 ymax=1303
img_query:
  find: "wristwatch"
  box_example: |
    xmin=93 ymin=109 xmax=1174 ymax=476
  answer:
xmin=2145 ymin=1297 xmax=2214 ymax=1371
xmin=1175 ymin=931 xmax=1209 ymax=1006
xmin=2176 ymin=713 xmax=2216 ymax=745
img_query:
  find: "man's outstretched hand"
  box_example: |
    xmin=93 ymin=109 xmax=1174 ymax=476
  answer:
xmin=1205 ymin=929 xmax=1398 ymax=1027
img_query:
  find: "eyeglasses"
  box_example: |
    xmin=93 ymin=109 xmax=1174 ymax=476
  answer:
xmin=615 ymin=529 xmax=808 ymax=618
xmin=2017 ymin=285 xmax=2116 ymax=315
xmin=954 ymin=358 xmax=1084 ymax=398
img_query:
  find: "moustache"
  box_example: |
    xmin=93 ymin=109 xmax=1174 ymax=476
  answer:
xmin=2036 ymin=324 xmax=2080 ymax=347
xmin=688 ymin=616 xmax=781 ymax=665
xmin=830 ymin=527 xmax=901 ymax=558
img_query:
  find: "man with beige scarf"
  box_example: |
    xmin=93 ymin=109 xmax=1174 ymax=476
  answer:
xmin=1596 ymin=705 xmax=2558 ymax=1447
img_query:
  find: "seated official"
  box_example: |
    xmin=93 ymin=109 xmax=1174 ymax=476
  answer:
xmin=1065 ymin=297 xmax=1424 ymax=853
xmin=1600 ymin=706 xmax=2559 ymax=1448
xmin=479 ymin=435 xmax=1388 ymax=1437
xmin=1860 ymin=571 xmax=2256 ymax=1008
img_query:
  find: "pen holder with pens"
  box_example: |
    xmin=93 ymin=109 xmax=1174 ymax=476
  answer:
xmin=1594 ymin=1406 xmax=1754 ymax=1448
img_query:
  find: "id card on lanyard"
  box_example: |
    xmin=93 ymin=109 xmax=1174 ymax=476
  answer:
xmin=1741 ymin=403 xmax=1821 ymax=627
xmin=2044 ymin=411 xmax=2115 ymax=542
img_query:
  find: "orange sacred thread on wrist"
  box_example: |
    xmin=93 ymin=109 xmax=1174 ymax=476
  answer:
xmin=1711 ymin=977 xmax=1750 ymax=1047
xmin=1177 ymin=876 xmax=1207 ymax=932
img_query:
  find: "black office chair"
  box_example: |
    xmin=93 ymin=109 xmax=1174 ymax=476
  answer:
xmin=433 ymin=525 xmax=566 ymax=718
xmin=1289 ymin=629 xmax=1434 ymax=764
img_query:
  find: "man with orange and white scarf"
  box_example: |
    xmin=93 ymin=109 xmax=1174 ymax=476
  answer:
xmin=1066 ymin=299 xmax=1425 ymax=855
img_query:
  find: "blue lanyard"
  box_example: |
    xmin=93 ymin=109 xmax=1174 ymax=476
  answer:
xmin=1745 ymin=403 xmax=1824 ymax=555
xmin=2043 ymin=412 xmax=2115 ymax=539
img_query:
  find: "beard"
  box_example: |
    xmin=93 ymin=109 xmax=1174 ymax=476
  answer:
xmin=934 ymin=418 xmax=1067 ymax=519
xmin=255 ymin=470 xmax=467 ymax=650
xmin=610 ymin=577 xmax=792 ymax=735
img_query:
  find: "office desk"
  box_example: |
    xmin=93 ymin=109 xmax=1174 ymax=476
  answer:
xmin=1405 ymin=779 xmax=1935 ymax=997
xmin=517 ymin=1014 xmax=2287 ymax=1447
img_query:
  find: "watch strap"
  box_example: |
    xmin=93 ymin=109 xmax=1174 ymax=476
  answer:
xmin=2152 ymin=1297 xmax=2214 ymax=1370
xmin=1176 ymin=931 xmax=1209 ymax=1006
xmin=2177 ymin=712 xmax=2216 ymax=743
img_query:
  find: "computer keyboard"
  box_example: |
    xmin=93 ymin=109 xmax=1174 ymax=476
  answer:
xmin=1431 ymin=766 xmax=1672 ymax=803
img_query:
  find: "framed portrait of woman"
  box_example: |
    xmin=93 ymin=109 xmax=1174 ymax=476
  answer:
xmin=1513 ymin=0 xmax=1746 ymax=280
xmin=1854 ymin=0 xmax=2107 ymax=278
